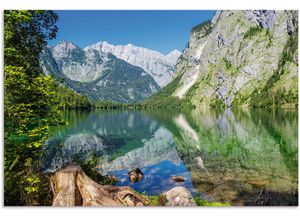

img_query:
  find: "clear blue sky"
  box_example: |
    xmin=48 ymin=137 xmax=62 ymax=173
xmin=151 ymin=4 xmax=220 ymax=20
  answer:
xmin=48 ymin=10 xmax=216 ymax=54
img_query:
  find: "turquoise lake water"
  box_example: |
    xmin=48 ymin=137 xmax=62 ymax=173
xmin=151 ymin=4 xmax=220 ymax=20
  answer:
xmin=42 ymin=108 xmax=298 ymax=205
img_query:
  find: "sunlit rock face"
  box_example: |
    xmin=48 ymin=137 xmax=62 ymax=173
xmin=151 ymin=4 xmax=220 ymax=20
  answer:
xmin=86 ymin=41 xmax=182 ymax=88
xmin=40 ymin=41 xmax=160 ymax=102
xmin=172 ymin=10 xmax=298 ymax=108
xmin=49 ymin=41 xmax=105 ymax=82
xmin=40 ymin=40 xmax=182 ymax=102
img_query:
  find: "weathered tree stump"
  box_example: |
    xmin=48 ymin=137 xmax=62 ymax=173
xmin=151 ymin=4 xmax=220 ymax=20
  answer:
xmin=50 ymin=165 xmax=148 ymax=206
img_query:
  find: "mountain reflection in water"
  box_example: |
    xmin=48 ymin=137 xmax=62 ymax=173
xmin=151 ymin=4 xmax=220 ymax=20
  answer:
xmin=41 ymin=108 xmax=298 ymax=205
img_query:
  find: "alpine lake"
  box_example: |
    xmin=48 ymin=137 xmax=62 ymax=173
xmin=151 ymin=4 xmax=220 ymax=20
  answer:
xmin=41 ymin=108 xmax=298 ymax=206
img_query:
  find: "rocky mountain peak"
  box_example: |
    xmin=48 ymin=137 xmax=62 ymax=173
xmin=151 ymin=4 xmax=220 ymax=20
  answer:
xmin=245 ymin=10 xmax=276 ymax=29
xmin=85 ymin=41 xmax=181 ymax=87
xmin=53 ymin=40 xmax=79 ymax=50
xmin=51 ymin=40 xmax=82 ymax=60
xmin=166 ymin=49 xmax=182 ymax=63
xmin=40 ymin=41 xmax=161 ymax=103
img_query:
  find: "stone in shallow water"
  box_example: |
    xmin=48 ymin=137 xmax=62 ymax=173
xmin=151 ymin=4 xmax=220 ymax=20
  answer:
xmin=171 ymin=176 xmax=185 ymax=182
xmin=163 ymin=186 xmax=196 ymax=206
xmin=128 ymin=168 xmax=143 ymax=183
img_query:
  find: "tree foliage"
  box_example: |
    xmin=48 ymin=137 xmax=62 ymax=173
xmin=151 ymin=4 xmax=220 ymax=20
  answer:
xmin=243 ymin=26 xmax=264 ymax=39
xmin=142 ymin=72 xmax=184 ymax=108
xmin=4 ymin=10 xmax=91 ymax=206
xmin=4 ymin=10 xmax=58 ymax=75
xmin=191 ymin=20 xmax=213 ymax=37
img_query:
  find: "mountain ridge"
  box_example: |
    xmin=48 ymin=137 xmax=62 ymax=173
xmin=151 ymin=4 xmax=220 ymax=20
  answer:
xmin=145 ymin=10 xmax=298 ymax=108
xmin=40 ymin=41 xmax=161 ymax=103
xmin=85 ymin=41 xmax=181 ymax=87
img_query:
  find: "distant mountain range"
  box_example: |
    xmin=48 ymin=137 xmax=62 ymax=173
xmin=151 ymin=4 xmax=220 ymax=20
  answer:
xmin=86 ymin=41 xmax=181 ymax=88
xmin=40 ymin=41 xmax=181 ymax=102
xmin=40 ymin=10 xmax=298 ymax=107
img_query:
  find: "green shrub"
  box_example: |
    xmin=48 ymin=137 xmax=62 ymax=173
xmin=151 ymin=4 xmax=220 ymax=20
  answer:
xmin=243 ymin=26 xmax=263 ymax=39
xmin=147 ymin=195 xmax=168 ymax=206
xmin=223 ymin=58 xmax=232 ymax=70
xmin=248 ymin=28 xmax=298 ymax=108
xmin=143 ymin=72 xmax=184 ymax=108
xmin=194 ymin=195 xmax=230 ymax=206
xmin=74 ymin=154 xmax=117 ymax=185
xmin=191 ymin=20 xmax=213 ymax=37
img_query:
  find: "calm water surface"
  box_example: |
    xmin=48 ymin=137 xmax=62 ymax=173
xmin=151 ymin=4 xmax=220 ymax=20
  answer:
xmin=41 ymin=108 xmax=298 ymax=205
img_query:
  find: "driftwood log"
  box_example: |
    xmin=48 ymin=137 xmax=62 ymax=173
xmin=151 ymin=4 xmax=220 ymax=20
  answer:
xmin=50 ymin=165 xmax=148 ymax=206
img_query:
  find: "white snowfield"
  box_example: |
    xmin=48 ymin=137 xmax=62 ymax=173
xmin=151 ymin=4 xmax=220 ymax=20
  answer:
xmin=85 ymin=41 xmax=182 ymax=87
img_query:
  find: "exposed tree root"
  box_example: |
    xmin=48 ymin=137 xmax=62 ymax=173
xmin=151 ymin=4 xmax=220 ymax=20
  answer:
xmin=50 ymin=165 xmax=148 ymax=206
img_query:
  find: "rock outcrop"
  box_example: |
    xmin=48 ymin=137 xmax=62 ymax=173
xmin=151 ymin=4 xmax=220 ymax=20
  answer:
xmin=163 ymin=186 xmax=197 ymax=206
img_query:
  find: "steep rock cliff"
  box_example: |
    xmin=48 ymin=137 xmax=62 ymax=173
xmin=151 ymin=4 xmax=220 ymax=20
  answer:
xmin=147 ymin=10 xmax=298 ymax=108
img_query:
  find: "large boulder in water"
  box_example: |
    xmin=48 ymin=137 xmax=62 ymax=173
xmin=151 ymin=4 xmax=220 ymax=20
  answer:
xmin=128 ymin=168 xmax=143 ymax=183
xmin=163 ymin=186 xmax=196 ymax=206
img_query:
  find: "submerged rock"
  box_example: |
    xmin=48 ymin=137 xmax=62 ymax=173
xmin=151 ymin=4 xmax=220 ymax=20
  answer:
xmin=128 ymin=168 xmax=143 ymax=183
xmin=171 ymin=176 xmax=185 ymax=182
xmin=163 ymin=186 xmax=196 ymax=206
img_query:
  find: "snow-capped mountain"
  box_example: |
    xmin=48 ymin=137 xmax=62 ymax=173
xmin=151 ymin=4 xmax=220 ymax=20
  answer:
xmin=40 ymin=41 xmax=160 ymax=102
xmin=85 ymin=41 xmax=182 ymax=87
